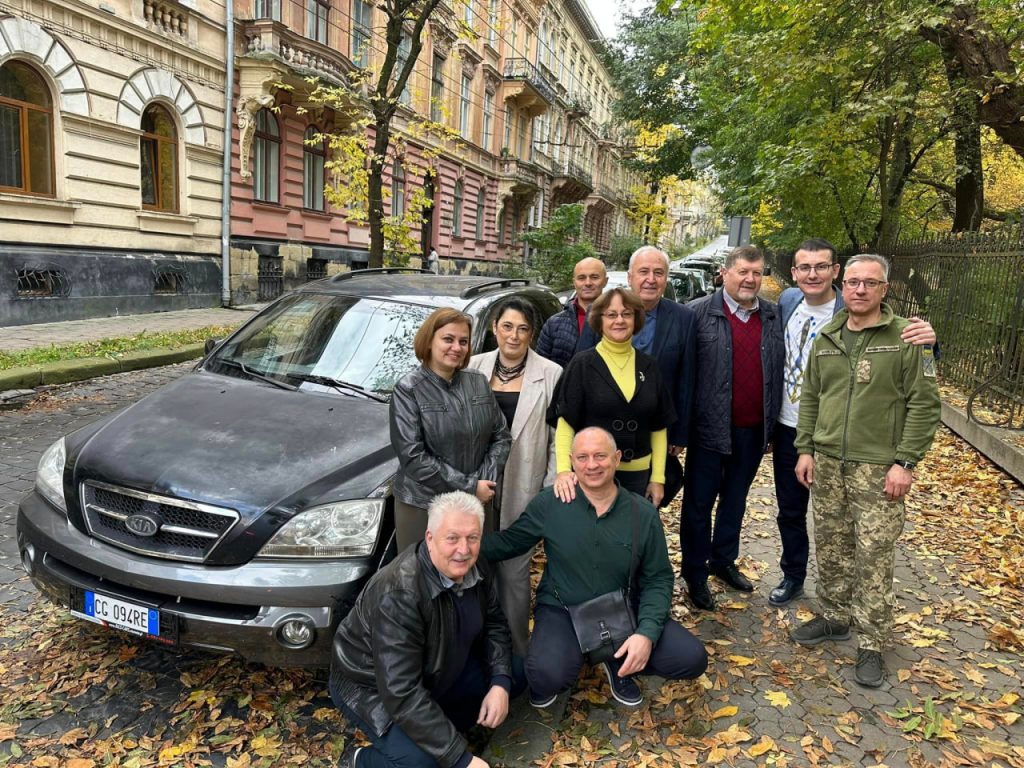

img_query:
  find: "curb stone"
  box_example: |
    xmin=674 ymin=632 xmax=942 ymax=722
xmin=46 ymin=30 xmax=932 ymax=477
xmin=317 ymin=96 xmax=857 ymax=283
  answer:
xmin=0 ymin=343 xmax=205 ymax=395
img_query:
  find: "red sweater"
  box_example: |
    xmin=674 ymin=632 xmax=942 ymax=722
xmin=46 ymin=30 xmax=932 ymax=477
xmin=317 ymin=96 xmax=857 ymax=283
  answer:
xmin=725 ymin=304 xmax=764 ymax=428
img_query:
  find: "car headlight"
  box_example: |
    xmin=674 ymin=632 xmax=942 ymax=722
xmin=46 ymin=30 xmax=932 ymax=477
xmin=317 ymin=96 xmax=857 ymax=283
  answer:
xmin=256 ymin=499 xmax=384 ymax=559
xmin=35 ymin=437 xmax=67 ymax=513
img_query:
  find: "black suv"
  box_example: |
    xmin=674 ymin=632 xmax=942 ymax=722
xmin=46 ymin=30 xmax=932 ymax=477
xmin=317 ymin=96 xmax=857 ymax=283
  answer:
xmin=17 ymin=270 xmax=561 ymax=667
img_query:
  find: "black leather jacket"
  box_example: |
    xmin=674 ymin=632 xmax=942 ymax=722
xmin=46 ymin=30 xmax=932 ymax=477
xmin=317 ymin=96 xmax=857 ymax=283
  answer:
xmin=390 ymin=365 xmax=512 ymax=508
xmin=330 ymin=543 xmax=512 ymax=768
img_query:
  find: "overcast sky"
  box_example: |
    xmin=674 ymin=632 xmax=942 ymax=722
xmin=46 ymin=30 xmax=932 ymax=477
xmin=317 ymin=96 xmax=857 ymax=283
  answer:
xmin=586 ymin=0 xmax=642 ymax=40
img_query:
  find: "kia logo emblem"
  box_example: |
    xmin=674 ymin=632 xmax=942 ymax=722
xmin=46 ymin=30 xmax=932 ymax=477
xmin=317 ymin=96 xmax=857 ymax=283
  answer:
xmin=125 ymin=513 xmax=161 ymax=537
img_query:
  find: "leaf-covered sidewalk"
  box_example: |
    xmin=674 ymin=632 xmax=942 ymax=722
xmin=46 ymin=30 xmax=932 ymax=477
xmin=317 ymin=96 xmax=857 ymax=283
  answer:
xmin=0 ymin=425 xmax=1022 ymax=768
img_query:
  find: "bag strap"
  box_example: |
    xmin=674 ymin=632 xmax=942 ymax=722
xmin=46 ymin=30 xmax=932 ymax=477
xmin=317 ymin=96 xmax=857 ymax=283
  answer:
xmin=625 ymin=494 xmax=639 ymax=600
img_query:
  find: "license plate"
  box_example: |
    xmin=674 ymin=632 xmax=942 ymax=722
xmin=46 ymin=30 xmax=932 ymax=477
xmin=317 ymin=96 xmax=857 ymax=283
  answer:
xmin=76 ymin=591 xmax=160 ymax=636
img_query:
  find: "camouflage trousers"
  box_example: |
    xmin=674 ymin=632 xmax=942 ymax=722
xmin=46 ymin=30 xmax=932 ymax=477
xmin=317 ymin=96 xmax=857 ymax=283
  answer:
xmin=811 ymin=454 xmax=905 ymax=652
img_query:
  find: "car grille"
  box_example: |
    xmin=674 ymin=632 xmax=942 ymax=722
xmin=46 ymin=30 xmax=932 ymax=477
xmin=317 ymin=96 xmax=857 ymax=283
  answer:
xmin=80 ymin=481 xmax=239 ymax=563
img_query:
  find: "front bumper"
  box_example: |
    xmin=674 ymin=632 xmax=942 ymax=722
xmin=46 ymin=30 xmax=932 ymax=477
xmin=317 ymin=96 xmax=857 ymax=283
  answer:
xmin=16 ymin=490 xmax=377 ymax=667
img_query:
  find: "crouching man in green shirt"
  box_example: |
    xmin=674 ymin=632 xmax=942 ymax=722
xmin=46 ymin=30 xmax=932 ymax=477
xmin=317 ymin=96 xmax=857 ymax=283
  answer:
xmin=482 ymin=427 xmax=708 ymax=708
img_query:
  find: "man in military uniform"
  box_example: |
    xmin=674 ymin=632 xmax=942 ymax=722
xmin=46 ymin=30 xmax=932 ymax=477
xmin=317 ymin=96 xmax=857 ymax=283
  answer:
xmin=791 ymin=253 xmax=941 ymax=688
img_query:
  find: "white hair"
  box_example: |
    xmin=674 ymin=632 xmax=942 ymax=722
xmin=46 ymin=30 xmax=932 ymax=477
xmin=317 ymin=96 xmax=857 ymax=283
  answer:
xmin=427 ymin=491 xmax=485 ymax=533
xmin=628 ymin=246 xmax=670 ymax=271
xmin=845 ymin=253 xmax=891 ymax=281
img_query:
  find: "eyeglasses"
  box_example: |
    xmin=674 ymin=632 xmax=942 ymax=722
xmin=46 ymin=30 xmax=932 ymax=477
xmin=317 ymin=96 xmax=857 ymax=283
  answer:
xmin=794 ymin=263 xmax=835 ymax=274
xmin=843 ymin=279 xmax=887 ymax=290
xmin=602 ymin=311 xmax=635 ymax=320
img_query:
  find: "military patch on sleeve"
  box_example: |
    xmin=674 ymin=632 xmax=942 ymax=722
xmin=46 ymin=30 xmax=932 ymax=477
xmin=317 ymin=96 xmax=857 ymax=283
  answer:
xmin=922 ymin=346 xmax=937 ymax=378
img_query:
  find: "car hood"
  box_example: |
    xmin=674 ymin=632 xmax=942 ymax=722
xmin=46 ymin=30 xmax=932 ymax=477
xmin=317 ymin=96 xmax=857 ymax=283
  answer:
xmin=71 ymin=371 xmax=395 ymax=528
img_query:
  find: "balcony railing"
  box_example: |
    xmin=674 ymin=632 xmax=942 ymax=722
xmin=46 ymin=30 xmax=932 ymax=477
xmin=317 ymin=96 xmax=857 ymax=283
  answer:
xmin=503 ymin=58 xmax=556 ymax=106
xmin=241 ymin=19 xmax=355 ymax=87
xmin=144 ymin=0 xmax=189 ymax=38
xmin=566 ymin=91 xmax=592 ymax=117
xmin=500 ymin=158 xmax=540 ymax=189
xmin=564 ymin=160 xmax=593 ymax=188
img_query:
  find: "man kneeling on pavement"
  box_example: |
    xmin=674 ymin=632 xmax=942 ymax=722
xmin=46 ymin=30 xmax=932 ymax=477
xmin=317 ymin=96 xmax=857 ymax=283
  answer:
xmin=482 ymin=427 xmax=708 ymax=707
xmin=330 ymin=491 xmax=519 ymax=768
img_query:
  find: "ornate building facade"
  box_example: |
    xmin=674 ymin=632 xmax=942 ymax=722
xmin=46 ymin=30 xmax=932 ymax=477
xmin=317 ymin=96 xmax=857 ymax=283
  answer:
xmin=0 ymin=0 xmax=641 ymax=323
xmin=229 ymin=0 xmax=643 ymax=301
xmin=0 ymin=0 xmax=226 ymax=325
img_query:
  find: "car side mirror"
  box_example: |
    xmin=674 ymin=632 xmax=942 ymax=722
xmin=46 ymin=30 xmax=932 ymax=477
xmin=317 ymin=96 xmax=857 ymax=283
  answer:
xmin=204 ymin=338 xmax=222 ymax=355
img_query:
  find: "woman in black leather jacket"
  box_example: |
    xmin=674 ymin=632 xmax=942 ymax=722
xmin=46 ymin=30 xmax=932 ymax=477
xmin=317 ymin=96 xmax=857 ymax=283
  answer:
xmin=390 ymin=308 xmax=512 ymax=551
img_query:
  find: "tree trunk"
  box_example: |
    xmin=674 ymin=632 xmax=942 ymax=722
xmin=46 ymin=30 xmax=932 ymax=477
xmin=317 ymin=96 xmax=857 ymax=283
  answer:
xmin=921 ymin=4 xmax=1024 ymax=162
xmin=367 ymin=117 xmax=392 ymax=269
xmin=927 ymin=6 xmax=985 ymax=231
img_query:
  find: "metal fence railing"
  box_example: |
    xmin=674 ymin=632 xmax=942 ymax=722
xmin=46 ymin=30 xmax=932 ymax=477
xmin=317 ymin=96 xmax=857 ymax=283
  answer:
xmin=766 ymin=225 xmax=1024 ymax=429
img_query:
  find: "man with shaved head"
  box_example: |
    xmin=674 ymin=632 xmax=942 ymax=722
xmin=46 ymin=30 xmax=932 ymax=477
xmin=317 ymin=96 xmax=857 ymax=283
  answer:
xmin=536 ymin=256 xmax=608 ymax=367
xmin=482 ymin=427 xmax=707 ymax=709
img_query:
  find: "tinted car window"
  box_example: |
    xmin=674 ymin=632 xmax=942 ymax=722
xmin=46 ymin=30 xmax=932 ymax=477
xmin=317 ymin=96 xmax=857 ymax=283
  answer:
xmin=210 ymin=293 xmax=431 ymax=394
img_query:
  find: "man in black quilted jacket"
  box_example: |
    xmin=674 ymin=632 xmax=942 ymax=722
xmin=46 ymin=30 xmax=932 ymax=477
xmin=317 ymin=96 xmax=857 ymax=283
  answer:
xmin=535 ymin=257 xmax=607 ymax=366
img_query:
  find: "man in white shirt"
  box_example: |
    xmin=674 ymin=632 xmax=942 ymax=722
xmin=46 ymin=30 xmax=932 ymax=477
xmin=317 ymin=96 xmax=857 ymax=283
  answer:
xmin=769 ymin=239 xmax=935 ymax=606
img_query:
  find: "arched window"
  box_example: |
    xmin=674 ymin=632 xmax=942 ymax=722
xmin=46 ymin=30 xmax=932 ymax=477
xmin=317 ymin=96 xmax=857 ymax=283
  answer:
xmin=303 ymin=125 xmax=325 ymax=211
xmin=253 ymin=109 xmax=280 ymax=203
xmin=475 ymin=186 xmax=486 ymax=240
xmin=0 ymin=60 xmax=54 ymax=196
xmin=140 ymin=103 xmax=178 ymax=212
xmin=452 ymin=179 xmax=463 ymax=236
xmin=391 ymin=158 xmax=406 ymax=218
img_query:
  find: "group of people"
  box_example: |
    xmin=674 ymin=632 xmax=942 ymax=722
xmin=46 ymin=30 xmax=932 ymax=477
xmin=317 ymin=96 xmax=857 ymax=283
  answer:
xmin=328 ymin=241 xmax=942 ymax=768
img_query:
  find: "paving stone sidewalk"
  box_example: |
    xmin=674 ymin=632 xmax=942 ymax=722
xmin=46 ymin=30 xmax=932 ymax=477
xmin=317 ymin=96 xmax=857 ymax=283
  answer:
xmin=1 ymin=367 xmax=1022 ymax=768
xmin=0 ymin=306 xmax=260 ymax=353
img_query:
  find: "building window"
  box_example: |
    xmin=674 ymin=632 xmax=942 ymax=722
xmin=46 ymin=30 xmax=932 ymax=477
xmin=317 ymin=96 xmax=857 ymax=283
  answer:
xmin=463 ymin=0 xmax=473 ymax=28
xmin=303 ymin=125 xmax=326 ymax=211
xmin=452 ymin=179 xmax=464 ymax=236
xmin=140 ymin=103 xmax=178 ymax=212
xmin=431 ymin=53 xmax=445 ymax=123
xmin=395 ymin=33 xmax=412 ymax=105
xmin=459 ymin=74 xmax=472 ymax=139
xmin=510 ymin=16 xmax=518 ymax=58
xmin=517 ymin=114 xmax=527 ymax=158
xmin=0 ymin=61 xmax=54 ymax=196
xmin=553 ymin=119 xmax=562 ymax=163
xmin=497 ymin=204 xmax=506 ymax=245
xmin=503 ymin=106 xmax=512 ymax=152
xmin=482 ymin=91 xmax=494 ymax=152
xmin=253 ymin=109 xmax=280 ymax=203
xmin=351 ymin=0 xmax=371 ymax=67
xmin=475 ymin=186 xmax=486 ymax=240
xmin=306 ymin=0 xmax=328 ymax=44
xmin=392 ymin=158 xmax=406 ymax=218
xmin=253 ymin=0 xmax=280 ymax=20
xmin=487 ymin=0 xmax=498 ymax=44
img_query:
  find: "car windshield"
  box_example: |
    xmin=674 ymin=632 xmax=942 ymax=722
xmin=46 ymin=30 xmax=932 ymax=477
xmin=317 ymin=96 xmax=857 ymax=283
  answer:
xmin=208 ymin=293 xmax=431 ymax=395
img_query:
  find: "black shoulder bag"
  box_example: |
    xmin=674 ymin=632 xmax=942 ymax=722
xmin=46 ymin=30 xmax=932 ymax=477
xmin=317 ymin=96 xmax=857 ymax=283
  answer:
xmin=560 ymin=496 xmax=640 ymax=665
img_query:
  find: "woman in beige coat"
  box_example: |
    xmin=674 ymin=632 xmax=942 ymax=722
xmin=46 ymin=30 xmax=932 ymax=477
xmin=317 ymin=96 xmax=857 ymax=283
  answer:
xmin=468 ymin=297 xmax=562 ymax=657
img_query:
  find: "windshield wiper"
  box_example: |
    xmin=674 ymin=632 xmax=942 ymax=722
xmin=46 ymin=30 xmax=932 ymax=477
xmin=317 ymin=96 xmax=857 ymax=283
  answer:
xmin=288 ymin=373 xmax=388 ymax=403
xmin=215 ymin=358 xmax=298 ymax=391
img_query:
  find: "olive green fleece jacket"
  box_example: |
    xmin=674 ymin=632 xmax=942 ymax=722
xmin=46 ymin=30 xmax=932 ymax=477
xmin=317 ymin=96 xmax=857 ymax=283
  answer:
xmin=794 ymin=303 xmax=941 ymax=466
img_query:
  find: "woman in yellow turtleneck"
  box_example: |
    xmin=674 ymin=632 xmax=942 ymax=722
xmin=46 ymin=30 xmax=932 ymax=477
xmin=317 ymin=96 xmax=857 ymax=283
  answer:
xmin=549 ymin=287 xmax=677 ymax=506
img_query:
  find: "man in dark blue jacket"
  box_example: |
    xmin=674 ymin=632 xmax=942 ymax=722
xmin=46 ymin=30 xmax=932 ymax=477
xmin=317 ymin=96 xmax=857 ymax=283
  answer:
xmin=579 ymin=246 xmax=697 ymax=503
xmin=681 ymin=246 xmax=784 ymax=611
xmin=536 ymin=257 xmax=607 ymax=367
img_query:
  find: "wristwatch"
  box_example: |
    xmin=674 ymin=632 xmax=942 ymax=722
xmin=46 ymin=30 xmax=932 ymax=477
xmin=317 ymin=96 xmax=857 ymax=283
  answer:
xmin=895 ymin=460 xmax=916 ymax=470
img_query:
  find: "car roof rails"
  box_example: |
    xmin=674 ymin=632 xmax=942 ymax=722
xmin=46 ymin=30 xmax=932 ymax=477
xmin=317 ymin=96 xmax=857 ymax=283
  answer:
xmin=459 ymin=278 xmax=533 ymax=299
xmin=331 ymin=267 xmax=432 ymax=282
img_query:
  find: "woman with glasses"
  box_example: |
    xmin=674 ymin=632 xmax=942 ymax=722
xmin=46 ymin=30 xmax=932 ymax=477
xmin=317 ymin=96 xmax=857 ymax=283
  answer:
xmin=467 ymin=297 xmax=562 ymax=657
xmin=549 ymin=288 xmax=676 ymax=505
xmin=390 ymin=308 xmax=512 ymax=552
